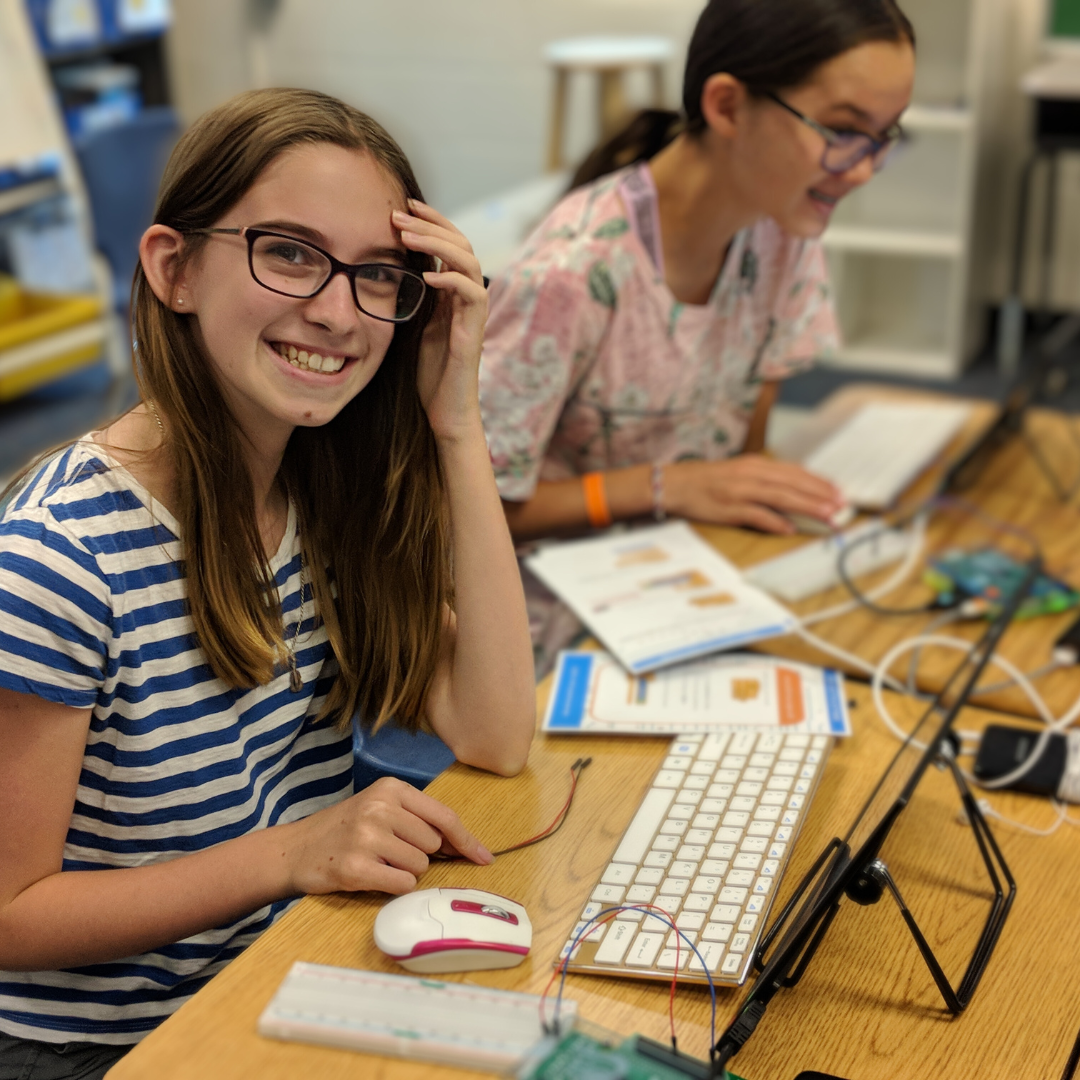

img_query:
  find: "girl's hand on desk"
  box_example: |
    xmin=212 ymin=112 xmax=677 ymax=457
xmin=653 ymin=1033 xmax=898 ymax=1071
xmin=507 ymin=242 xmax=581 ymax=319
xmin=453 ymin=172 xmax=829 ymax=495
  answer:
xmin=665 ymin=455 xmax=844 ymax=534
xmin=394 ymin=200 xmax=488 ymax=445
xmin=282 ymin=777 xmax=493 ymax=896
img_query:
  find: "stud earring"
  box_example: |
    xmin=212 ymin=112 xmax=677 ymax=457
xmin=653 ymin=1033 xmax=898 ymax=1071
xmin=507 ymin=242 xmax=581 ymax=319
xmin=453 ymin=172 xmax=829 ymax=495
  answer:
xmin=177 ymin=297 xmax=184 ymax=305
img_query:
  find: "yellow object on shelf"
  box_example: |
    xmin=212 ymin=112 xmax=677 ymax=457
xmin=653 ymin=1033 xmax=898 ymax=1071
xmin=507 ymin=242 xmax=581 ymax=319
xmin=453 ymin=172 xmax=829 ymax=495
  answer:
xmin=0 ymin=283 xmax=106 ymax=401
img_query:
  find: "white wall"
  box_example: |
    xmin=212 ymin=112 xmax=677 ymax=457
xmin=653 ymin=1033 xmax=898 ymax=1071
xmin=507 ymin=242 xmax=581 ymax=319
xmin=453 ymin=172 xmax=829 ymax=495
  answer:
xmin=168 ymin=0 xmax=703 ymax=212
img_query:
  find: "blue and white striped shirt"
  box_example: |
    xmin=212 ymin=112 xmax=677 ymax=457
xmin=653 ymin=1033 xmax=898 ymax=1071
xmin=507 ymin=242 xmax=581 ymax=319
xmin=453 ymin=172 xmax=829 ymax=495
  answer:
xmin=0 ymin=440 xmax=353 ymax=1044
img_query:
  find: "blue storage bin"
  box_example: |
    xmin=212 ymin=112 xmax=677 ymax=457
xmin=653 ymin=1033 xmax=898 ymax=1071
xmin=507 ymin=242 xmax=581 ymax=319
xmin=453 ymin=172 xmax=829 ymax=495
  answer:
xmin=27 ymin=0 xmax=104 ymax=56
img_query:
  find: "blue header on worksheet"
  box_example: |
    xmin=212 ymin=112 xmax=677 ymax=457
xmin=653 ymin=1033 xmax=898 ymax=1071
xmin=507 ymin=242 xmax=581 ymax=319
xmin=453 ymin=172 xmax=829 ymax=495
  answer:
xmin=546 ymin=653 xmax=594 ymax=729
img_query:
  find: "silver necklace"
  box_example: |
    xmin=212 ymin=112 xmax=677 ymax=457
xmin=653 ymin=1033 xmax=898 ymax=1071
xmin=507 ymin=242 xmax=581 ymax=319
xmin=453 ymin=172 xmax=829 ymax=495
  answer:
xmin=285 ymin=553 xmax=308 ymax=693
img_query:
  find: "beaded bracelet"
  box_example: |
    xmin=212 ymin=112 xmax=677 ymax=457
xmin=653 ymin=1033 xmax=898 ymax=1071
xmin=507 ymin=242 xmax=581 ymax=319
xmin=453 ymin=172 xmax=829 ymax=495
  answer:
xmin=651 ymin=463 xmax=666 ymax=522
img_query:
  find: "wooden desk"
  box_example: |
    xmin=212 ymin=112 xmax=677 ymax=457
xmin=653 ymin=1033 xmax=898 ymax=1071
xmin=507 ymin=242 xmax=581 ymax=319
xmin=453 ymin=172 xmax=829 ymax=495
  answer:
xmin=110 ymin=682 xmax=1080 ymax=1080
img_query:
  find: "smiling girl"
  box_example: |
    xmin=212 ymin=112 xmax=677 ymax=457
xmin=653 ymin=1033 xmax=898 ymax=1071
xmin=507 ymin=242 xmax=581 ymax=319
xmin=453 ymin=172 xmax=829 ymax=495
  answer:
xmin=0 ymin=89 xmax=534 ymax=1078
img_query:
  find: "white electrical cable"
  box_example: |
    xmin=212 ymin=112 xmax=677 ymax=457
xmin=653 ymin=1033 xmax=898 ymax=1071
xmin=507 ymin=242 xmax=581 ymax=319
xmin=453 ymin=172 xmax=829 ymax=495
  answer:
xmin=792 ymin=623 xmax=908 ymax=692
xmin=800 ymin=511 xmax=930 ymax=627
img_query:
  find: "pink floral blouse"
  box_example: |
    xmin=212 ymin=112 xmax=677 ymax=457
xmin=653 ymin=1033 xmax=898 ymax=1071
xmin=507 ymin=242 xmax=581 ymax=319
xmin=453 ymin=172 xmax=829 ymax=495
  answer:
xmin=479 ymin=162 xmax=840 ymax=502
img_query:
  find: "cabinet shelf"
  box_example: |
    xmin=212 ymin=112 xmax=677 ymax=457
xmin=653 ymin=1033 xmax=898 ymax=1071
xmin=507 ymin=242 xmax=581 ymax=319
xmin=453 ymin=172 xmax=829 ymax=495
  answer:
xmin=0 ymin=177 xmax=63 ymax=218
xmin=822 ymin=225 xmax=964 ymax=258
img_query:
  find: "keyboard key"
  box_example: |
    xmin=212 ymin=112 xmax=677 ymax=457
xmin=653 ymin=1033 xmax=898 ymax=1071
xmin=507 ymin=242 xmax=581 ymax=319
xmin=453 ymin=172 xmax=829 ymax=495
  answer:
xmin=702 ymin=921 xmax=733 ymax=942
xmin=592 ymin=884 xmax=626 ymax=903
xmin=729 ymin=797 xmax=756 ymax=812
xmin=635 ymin=867 xmax=664 ymax=885
xmin=720 ymin=755 xmax=747 ymax=770
xmin=781 ymin=810 xmax=799 ymax=827
xmin=655 ymin=770 xmax=686 ymax=788
xmin=661 ymin=876 xmax=689 ymax=896
xmin=811 ymin=735 xmax=829 ymax=749
xmin=793 ymin=780 xmax=811 ymax=795
xmin=698 ymin=733 xmax=729 ymax=760
xmin=669 ymin=861 xmax=698 ymax=879
xmin=683 ymin=893 xmax=714 ymax=912
xmin=664 ymin=756 xmax=693 ymax=771
xmin=667 ymin=930 xmax=696 ymax=948
xmin=758 ymin=732 xmax=785 ymax=752
xmin=742 ymin=767 xmax=769 ymax=782
xmin=714 ymin=769 xmax=740 ymax=784
xmin=673 ymin=738 xmax=702 ymax=754
xmin=657 ymin=949 xmax=689 ymax=970
xmin=616 ymin=908 xmax=644 ymax=922
xmin=779 ymin=748 xmax=804 ymax=762
xmin=708 ymin=842 xmax=736 ymax=860
xmin=736 ymin=781 xmax=762 ymax=797
xmin=668 ymin=803 xmax=694 ymax=820
xmin=753 ymin=877 xmax=772 ymax=895
xmin=788 ymin=794 xmax=806 ymax=810
xmin=689 ymin=941 xmax=725 ymax=973
xmin=676 ymin=911 xmax=706 ymax=930
xmin=774 ymin=826 xmax=793 ymax=842
xmin=731 ymin=933 xmax=751 ymax=952
xmin=660 ymin=818 xmax=688 ymax=836
xmin=653 ymin=894 xmax=682 ymax=916
xmin=708 ymin=783 xmax=734 ymax=799
xmin=653 ymin=834 xmax=680 ymax=852
xmin=805 ymin=751 xmax=822 ymax=765
xmin=715 ymin=827 xmax=743 ymax=843
xmin=767 ymin=775 xmax=793 ymax=790
xmin=594 ymin=920 xmax=636 ymax=964
xmin=721 ymin=953 xmax=745 ymax=976
xmin=692 ymin=874 xmax=724 ymax=894
xmin=677 ymin=845 xmax=705 ymax=862
xmin=726 ymin=869 xmax=754 ymax=887
xmin=730 ymin=732 xmax=757 ymax=754
xmin=626 ymin=885 xmax=656 ymax=903
xmin=749 ymin=753 xmax=775 ymax=768
xmin=761 ymin=791 xmax=786 ymax=806
xmin=768 ymin=842 xmax=787 ymax=859
xmin=701 ymin=859 xmax=729 ymax=876
xmin=581 ymin=902 xmax=602 ymax=921
xmin=676 ymin=789 xmax=702 ymax=805
xmin=686 ymin=829 xmax=713 ymax=845
xmin=739 ymin=913 xmax=758 ymax=933
xmin=625 ymin=931 xmax=665 ymax=967
xmin=800 ymin=764 xmax=818 ymax=780
xmin=734 ymin=853 xmax=762 ymax=871
xmin=754 ymin=805 xmax=781 ymax=822
xmin=644 ymin=850 xmax=672 ymax=869
xmin=719 ymin=886 xmax=748 ymax=905
xmin=572 ymin=920 xmax=606 ymax=942
xmin=683 ymin=775 xmax=709 ymax=790
xmin=690 ymin=761 xmax=714 ymax=775
xmin=740 ymin=836 xmax=768 ymax=853
xmin=601 ymin=863 xmax=636 ymax=886
xmin=761 ymin=859 xmax=780 ymax=877
xmin=786 ymin=734 xmax=810 ymax=748
xmin=774 ymin=761 xmax=799 ymax=776
xmin=692 ymin=813 xmax=720 ymax=830
xmin=722 ymin=811 xmax=749 ymax=828
xmin=700 ymin=798 xmax=727 ymax=814
xmin=748 ymin=821 xmax=774 ymax=837
xmin=746 ymin=895 xmax=766 ymax=914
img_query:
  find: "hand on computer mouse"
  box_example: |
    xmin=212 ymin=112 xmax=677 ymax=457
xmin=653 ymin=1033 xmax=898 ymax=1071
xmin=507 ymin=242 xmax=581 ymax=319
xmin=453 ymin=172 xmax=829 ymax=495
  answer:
xmin=663 ymin=455 xmax=845 ymax=534
xmin=278 ymin=777 xmax=493 ymax=897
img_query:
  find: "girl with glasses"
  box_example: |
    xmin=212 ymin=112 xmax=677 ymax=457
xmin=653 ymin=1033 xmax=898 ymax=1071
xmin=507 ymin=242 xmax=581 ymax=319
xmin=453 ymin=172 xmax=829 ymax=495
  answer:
xmin=480 ymin=0 xmax=915 ymax=672
xmin=0 ymin=88 xmax=534 ymax=1077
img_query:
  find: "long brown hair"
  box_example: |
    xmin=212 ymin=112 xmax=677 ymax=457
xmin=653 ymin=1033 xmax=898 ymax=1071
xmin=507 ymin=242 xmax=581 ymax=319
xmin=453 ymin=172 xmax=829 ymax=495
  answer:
xmin=133 ymin=88 xmax=449 ymax=732
xmin=570 ymin=0 xmax=914 ymax=189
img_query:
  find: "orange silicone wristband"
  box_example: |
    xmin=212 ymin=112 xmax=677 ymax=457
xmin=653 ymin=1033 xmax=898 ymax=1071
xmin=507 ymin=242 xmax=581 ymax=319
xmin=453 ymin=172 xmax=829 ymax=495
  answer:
xmin=582 ymin=471 xmax=612 ymax=529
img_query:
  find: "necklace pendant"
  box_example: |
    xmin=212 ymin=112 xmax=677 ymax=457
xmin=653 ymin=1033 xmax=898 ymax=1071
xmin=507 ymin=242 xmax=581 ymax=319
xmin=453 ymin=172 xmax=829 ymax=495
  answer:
xmin=289 ymin=667 xmax=303 ymax=693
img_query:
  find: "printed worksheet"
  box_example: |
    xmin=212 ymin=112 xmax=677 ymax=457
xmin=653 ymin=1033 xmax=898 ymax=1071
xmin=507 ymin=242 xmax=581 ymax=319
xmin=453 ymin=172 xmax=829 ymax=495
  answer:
xmin=525 ymin=521 xmax=796 ymax=674
xmin=542 ymin=650 xmax=850 ymax=737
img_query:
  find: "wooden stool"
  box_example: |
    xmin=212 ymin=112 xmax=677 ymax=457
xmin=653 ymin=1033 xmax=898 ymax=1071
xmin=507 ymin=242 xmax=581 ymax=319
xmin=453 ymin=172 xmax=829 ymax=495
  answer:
xmin=543 ymin=35 xmax=675 ymax=172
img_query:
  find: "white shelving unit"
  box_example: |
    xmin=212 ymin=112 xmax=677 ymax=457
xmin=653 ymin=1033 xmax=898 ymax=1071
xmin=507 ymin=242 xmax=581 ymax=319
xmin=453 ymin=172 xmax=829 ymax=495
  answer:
xmin=821 ymin=0 xmax=1015 ymax=379
xmin=0 ymin=2 xmax=122 ymax=398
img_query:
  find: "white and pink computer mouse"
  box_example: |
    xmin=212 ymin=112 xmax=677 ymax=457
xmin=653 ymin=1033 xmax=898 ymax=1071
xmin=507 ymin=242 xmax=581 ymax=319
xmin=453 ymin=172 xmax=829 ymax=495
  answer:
xmin=373 ymin=887 xmax=532 ymax=974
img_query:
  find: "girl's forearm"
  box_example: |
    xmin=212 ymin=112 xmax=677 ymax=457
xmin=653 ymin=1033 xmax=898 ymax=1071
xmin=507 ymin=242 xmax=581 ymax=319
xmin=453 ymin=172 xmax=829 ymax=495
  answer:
xmin=502 ymin=465 xmax=653 ymax=542
xmin=0 ymin=822 xmax=295 ymax=971
xmin=434 ymin=422 xmax=535 ymax=775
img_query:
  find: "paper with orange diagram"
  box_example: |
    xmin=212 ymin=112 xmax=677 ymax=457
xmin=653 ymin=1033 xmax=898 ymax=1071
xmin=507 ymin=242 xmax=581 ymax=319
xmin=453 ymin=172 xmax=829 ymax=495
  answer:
xmin=542 ymin=649 xmax=851 ymax=737
xmin=525 ymin=520 xmax=796 ymax=675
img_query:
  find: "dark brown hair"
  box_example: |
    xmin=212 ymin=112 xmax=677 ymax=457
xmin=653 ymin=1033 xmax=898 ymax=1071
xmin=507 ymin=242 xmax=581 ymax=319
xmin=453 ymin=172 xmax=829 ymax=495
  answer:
xmin=131 ymin=88 xmax=449 ymax=732
xmin=571 ymin=0 xmax=914 ymax=189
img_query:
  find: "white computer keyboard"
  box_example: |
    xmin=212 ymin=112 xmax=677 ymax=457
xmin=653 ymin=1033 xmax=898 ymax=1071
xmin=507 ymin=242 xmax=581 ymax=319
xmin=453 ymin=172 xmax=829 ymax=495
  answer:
xmin=802 ymin=402 xmax=970 ymax=509
xmin=559 ymin=729 xmax=831 ymax=986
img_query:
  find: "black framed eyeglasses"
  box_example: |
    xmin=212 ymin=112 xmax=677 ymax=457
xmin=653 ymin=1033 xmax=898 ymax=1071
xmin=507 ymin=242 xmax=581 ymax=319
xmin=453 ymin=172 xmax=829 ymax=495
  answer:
xmin=187 ymin=226 xmax=427 ymax=323
xmin=766 ymin=93 xmax=903 ymax=175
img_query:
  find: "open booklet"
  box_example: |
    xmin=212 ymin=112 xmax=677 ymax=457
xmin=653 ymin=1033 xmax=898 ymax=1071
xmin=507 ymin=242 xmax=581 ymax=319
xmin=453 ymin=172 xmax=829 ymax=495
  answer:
xmin=543 ymin=649 xmax=851 ymax=737
xmin=525 ymin=521 xmax=795 ymax=674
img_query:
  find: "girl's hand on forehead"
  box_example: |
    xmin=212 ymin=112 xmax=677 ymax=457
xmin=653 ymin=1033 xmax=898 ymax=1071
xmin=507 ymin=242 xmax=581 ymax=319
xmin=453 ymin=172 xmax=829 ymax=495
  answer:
xmin=393 ymin=200 xmax=487 ymax=443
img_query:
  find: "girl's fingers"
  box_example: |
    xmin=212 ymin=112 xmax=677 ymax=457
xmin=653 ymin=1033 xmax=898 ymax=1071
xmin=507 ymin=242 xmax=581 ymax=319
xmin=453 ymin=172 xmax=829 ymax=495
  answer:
xmin=404 ymin=199 xmax=461 ymax=235
xmin=401 ymin=229 xmax=481 ymax=280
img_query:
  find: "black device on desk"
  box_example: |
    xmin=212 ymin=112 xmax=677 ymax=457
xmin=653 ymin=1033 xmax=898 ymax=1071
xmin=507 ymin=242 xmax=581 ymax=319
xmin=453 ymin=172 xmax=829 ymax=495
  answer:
xmin=711 ymin=555 xmax=1042 ymax=1075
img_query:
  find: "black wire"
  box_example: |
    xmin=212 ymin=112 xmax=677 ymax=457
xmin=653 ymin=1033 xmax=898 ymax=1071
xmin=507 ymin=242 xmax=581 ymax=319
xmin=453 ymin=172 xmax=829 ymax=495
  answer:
xmin=833 ymin=503 xmax=940 ymax=617
xmin=1061 ymin=1020 xmax=1080 ymax=1080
